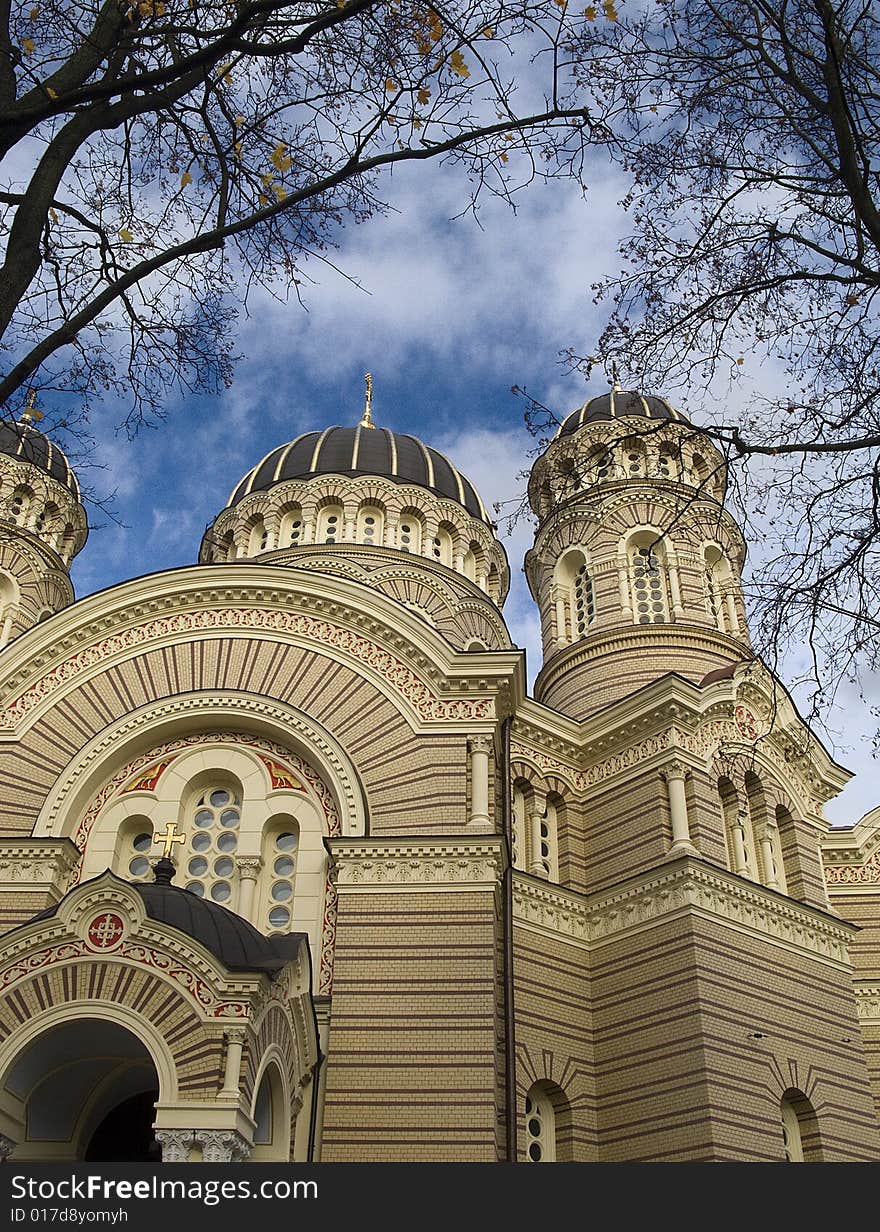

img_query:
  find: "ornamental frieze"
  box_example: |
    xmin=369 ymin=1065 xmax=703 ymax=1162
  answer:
xmin=330 ymin=840 xmax=505 ymax=889
xmin=824 ymin=848 xmax=880 ymax=886
xmin=0 ymin=607 xmax=494 ymax=726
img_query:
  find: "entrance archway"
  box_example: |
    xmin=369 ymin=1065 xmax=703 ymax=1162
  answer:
xmin=2 ymin=1019 xmax=159 ymax=1161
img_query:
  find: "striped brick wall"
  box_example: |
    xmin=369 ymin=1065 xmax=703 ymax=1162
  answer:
xmin=320 ymin=888 xmax=502 ymax=1161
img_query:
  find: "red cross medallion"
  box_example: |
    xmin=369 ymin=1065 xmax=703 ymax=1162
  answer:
xmin=86 ymin=912 xmax=125 ymax=951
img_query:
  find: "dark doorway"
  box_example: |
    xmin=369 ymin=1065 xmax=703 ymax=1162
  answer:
xmin=85 ymin=1088 xmax=160 ymax=1162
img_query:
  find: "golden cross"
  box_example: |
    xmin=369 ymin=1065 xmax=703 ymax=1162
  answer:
xmin=20 ymin=387 xmax=43 ymax=424
xmin=153 ymin=821 xmax=185 ymax=859
xmin=359 ymin=372 xmax=375 ymax=429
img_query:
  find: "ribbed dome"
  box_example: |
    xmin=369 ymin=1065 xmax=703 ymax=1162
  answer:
xmin=30 ymin=872 xmax=303 ymax=976
xmin=557 ymin=390 xmax=689 ymax=439
xmin=227 ymin=425 xmax=490 ymax=523
xmin=0 ymin=419 xmax=80 ymax=499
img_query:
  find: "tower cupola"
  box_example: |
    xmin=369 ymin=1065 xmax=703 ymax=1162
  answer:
xmin=0 ymin=406 xmax=88 ymax=649
xmin=525 ymin=388 xmax=751 ymax=719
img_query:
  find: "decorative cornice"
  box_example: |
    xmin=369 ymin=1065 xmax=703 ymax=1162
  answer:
xmin=854 ymin=984 xmax=880 ymax=1022
xmin=0 ymin=839 xmax=79 ymax=892
xmin=512 ymin=858 xmax=855 ymax=968
xmin=823 ymin=847 xmax=880 ymax=887
xmin=328 ymin=836 xmax=506 ymax=891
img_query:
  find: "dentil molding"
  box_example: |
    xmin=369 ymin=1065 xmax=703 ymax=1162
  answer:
xmin=328 ymin=837 xmax=505 ymax=891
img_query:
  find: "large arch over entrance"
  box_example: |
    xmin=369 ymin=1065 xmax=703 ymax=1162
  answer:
xmin=1 ymin=1018 xmax=160 ymax=1162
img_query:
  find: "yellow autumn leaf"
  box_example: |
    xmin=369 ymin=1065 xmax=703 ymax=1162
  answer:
xmin=505 ymin=132 xmax=514 ymax=141
xmin=180 ymin=170 xmax=193 ymax=187
xmin=46 ymin=85 xmax=57 ymax=100
xmin=500 ymin=151 xmax=508 ymax=163
xmin=428 ymin=11 xmax=443 ymax=41
xmin=413 ymin=117 xmax=422 ymax=130
xmin=261 ymin=171 xmax=274 ymax=186
xmin=845 ymin=293 xmax=860 ymax=305
xmin=272 ymin=184 xmax=288 ymax=201
xmin=22 ymin=37 xmax=35 ymax=56
xmin=216 ymin=62 xmax=232 ymax=85
xmin=119 ymin=228 xmax=134 ymax=242
xmin=270 ymin=142 xmax=293 ymax=171
xmin=417 ymin=87 xmax=431 ymax=105
xmin=603 ymin=0 xmax=618 ymax=18
xmin=553 ymin=0 xmax=567 ymax=9
xmin=233 ymin=140 xmax=243 ymax=159
xmin=482 ymin=26 xmax=494 ymax=37
xmin=736 ymin=357 xmax=744 ymax=365
xmin=385 ymin=78 xmax=398 ymax=92
xmin=49 ymin=208 xmax=58 ymax=222
xmin=584 ymin=4 xmax=597 ymax=17
xmin=258 ymin=192 xmax=268 ymax=205
xmin=416 ymin=36 xmax=432 ymax=55
xmin=29 ymin=6 xmax=39 ymax=18
xmin=449 ymin=50 xmax=469 ymax=78
xmin=234 ymin=114 xmax=245 ymax=126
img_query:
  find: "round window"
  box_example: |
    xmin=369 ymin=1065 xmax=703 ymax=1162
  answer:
xmin=191 ymin=832 xmax=211 ymax=853
xmin=132 ymin=833 xmax=152 ymax=853
xmin=214 ymin=857 xmax=235 ymax=877
xmin=220 ymin=809 xmax=240 ymax=828
xmin=276 ymin=832 xmax=298 ymax=852
xmin=271 ymin=881 xmax=293 ymax=902
xmin=217 ymin=832 xmax=238 ymax=853
xmin=194 ymin=809 xmax=213 ymax=827
xmin=129 ymin=856 xmax=150 ymax=877
xmin=188 ymin=856 xmax=208 ymax=877
xmin=274 ymin=856 xmax=295 ymax=877
xmin=268 ymin=906 xmax=290 ymax=928
xmin=185 ymin=881 xmax=205 ymax=897
xmin=211 ymin=881 xmax=231 ymax=903
xmin=210 ymin=790 xmax=230 ymax=808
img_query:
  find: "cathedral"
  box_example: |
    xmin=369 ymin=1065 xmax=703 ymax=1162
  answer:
xmin=0 ymin=382 xmax=878 ymax=1163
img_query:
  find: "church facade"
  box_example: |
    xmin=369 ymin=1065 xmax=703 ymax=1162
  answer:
xmin=0 ymin=388 xmax=878 ymax=1162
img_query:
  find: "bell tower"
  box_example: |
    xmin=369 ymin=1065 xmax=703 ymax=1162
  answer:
xmin=525 ymin=387 xmax=751 ymax=720
xmin=0 ymin=401 xmax=87 ymax=649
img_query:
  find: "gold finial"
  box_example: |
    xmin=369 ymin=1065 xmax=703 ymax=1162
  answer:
xmin=20 ymin=387 xmax=43 ymax=424
xmin=152 ymin=821 xmax=186 ymax=860
xmin=359 ymin=372 xmax=375 ymax=429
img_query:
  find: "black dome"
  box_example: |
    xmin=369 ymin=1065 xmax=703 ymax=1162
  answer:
xmin=227 ymin=425 xmax=490 ymax=523
xmin=0 ymin=419 xmax=80 ymax=499
xmin=30 ymin=873 xmax=303 ymax=977
xmin=557 ymin=390 xmax=689 ymax=438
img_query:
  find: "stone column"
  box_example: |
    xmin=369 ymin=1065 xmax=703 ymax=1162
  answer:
xmin=759 ymin=826 xmax=780 ymax=890
xmin=236 ymin=857 xmax=262 ymax=924
xmin=732 ymin=808 xmax=750 ymax=877
xmin=468 ymin=736 xmax=492 ymax=830
xmin=663 ymin=762 xmax=698 ymax=856
xmin=528 ymin=798 xmax=546 ymax=877
xmin=220 ymin=1028 xmax=247 ymax=1098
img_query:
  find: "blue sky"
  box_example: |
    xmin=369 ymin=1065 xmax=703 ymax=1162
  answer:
xmin=62 ymin=155 xmax=878 ymax=828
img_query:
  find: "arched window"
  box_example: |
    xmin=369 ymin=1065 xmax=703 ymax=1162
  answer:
xmin=572 ymin=562 xmax=596 ymax=636
xmin=317 ymin=503 xmax=343 ymax=544
xmin=703 ymin=545 xmax=727 ymax=631
xmin=182 ymin=783 xmax=242 ymax=905
xmin=251 ymin=1063 xmax=289 ymax=1161
xmin=431 ymin=525 xmax=454 ymax=567
xmin=34 ymin=501 xmax=59 ymax=539
xmin=398 ymin=512 xmax=422 ymax=554
xmin=280 ymin=507 xmax=303 ymax=546
xmin=719 ymin=776 xmax=759 ymax=881
xmin=691 ymin=453 xmax=708 ymax=487
xmin=524 ymin=1085 xmax=555 ymax=1162
xmin=511 ymin=786 xmax=526 ymax=872
xmin=629 ymin=539 xmax=669 ymax=624
xmin=780 ymin=1091 xmax=822 ymax=1161
xmin=247 ymin=517 xmax=269 ymax=556
xmin=9 ymin=485 xmax=32 ymax=524
xmin=588 ymin=445 xmax=613 ymax=482
xmin=657 ymin=445 xmax=677 ymax=479
xmin=357 ymin=504 xmax=384 ymax=547
xmin=260 ymin=817 xmax=300 ymax=933
xmin=115 ymin=817 xmax=155 ymax=882
xmin=623 ymin=438 xmax=646 ymax=477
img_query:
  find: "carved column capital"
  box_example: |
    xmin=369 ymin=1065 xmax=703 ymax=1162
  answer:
xmin=155 ymin=1129 xmax=194 ymax=1163
xmin=198 ymin=1129 xmax=251 ymax=1164
xmin=661 ymin=759 xmax=690 ymax=783
xmin=467 ymin=735 xmax=493 ymax=756
xmin=236 ymin=857 xmax=262 ymax=881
